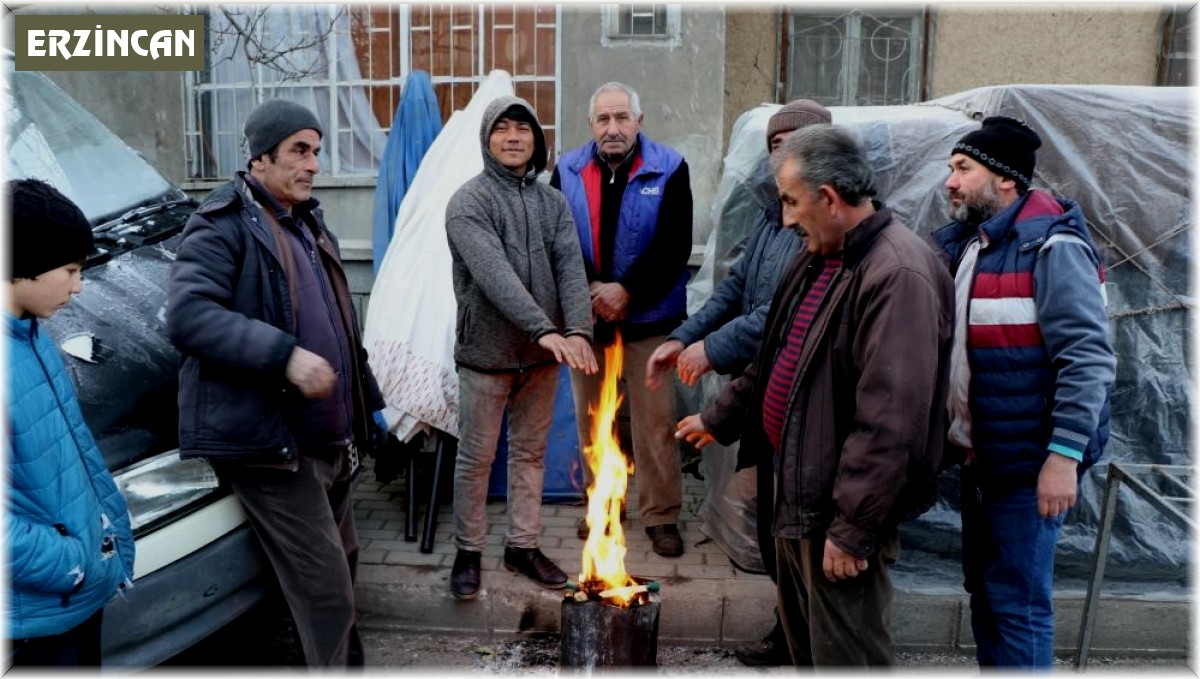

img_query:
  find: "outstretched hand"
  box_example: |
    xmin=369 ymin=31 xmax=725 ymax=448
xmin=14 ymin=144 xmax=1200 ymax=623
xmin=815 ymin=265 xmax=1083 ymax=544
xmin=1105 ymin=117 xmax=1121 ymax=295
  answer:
xmin=676 ymin=341 xmax=712 ymax=387
xmin=674 ymin=414 xmax=715 ymax=450
xmin=539 ymin=333 xmax=598 ymax=375
xmin=645 ymin=339 xmax=684 ymax=390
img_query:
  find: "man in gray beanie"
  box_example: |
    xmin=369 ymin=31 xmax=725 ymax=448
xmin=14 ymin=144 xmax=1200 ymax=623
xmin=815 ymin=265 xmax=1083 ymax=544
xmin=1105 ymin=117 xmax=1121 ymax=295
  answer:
xmin=647 ymin=98 xmax=830 ymax=666
xmin=166 ymin=98 xmax=386 ymax=666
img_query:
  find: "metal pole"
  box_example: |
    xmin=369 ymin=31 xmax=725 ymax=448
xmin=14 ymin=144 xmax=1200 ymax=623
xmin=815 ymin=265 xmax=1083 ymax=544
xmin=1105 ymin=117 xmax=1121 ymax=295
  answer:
xmin=1075 ymin=464 xmax=1123 ymax=670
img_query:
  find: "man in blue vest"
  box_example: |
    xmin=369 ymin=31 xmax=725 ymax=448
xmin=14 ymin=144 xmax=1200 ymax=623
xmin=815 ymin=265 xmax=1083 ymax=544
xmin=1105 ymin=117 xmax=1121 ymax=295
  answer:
xmin=933 ymin=116 xmax=1116 ymax=669
xmin=550 ymin=82 xmax=693 ymax=557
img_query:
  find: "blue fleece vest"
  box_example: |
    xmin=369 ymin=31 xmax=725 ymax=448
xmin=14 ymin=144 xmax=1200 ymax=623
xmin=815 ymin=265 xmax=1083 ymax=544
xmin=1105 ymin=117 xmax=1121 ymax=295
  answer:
xmin=558 ymin=134 xmax=688 ymax=324
xmin=934 ymin=192 xmax=1111 ymax=488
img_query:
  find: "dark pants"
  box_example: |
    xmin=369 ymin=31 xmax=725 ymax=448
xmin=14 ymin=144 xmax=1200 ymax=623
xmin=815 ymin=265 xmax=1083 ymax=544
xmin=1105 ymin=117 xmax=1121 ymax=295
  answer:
xmin=755 ymin=459 xmax=786 ymax=642
xmin=961 ymin=464 xmax=1063 ymax=668
xmin=775 ymin=530 xmax=898 ymax=667
xmin=225 ymin=450 xmax=362 ymax=667
xmin=10 ymin=609 xmax=103 ymax=667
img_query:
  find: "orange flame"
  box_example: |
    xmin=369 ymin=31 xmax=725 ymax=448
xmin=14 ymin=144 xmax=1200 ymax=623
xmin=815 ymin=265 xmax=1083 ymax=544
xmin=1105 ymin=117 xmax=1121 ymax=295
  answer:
xmin=578 ymin=335 xmax=638 ymax=606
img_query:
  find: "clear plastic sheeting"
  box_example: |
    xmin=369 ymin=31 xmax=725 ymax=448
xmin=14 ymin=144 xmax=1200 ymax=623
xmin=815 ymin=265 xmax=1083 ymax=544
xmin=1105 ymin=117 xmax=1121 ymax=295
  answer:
xmin=692 ymin=85 xmax=1192 ymax=586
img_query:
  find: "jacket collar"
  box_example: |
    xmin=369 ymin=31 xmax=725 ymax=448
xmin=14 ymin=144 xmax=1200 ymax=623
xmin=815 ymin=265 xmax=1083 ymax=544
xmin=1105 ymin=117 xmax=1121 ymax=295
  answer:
xmin=6 ymin=311 xmax=36 ymax=341
xmin=839 ymin=201 xmax=893 ymax=267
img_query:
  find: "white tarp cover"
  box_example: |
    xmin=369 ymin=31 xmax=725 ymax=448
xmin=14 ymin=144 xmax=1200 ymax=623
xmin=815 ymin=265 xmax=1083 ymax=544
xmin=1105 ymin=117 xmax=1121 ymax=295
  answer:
xmin=692 ymin=85 xmax=1192 ymax=587
xmin=364 ymin=70 xmax=516 ymax=443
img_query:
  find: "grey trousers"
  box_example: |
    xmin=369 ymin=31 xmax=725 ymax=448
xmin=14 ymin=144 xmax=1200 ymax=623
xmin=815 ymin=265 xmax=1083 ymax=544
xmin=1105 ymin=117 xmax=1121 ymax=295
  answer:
xmin=571 ymin=334 xmax=682 ymax=527
xmin=224 ymin=450 xmax=361 ymax=667
xmin=453 ymin=364 xmax=559 ymax=552
xmin=775 ymin=530 xmax=899 ymax=667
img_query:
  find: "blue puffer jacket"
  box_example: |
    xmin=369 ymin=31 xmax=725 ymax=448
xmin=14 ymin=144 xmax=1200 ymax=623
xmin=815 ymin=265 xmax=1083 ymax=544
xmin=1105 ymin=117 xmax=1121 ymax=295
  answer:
xmin=6 ymin=313 xmax=135 ymax=640
xmin=933 ymin=190 xmax=1115 ymax=491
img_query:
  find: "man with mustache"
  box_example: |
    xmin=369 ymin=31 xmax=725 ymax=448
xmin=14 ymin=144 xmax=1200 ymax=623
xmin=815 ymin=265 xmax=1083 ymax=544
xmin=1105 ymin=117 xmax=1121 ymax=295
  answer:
xmin=167 ymin=99 xmax=387 ymax=666
xmin=933 ymin=116 xmax=1115 ymax=668
xmin=676 ymin=126 xmax=953 ymax=666
xmin=551 ymin=82 xmax=694 ymax=558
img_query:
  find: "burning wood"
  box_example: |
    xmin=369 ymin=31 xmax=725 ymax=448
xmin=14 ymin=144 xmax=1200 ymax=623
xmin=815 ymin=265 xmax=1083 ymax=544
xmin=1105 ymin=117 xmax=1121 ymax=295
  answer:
xmin=561 ymin=335 xmax=661 ymax=667
xmin=577 ymin=335 xmax=638 ymax=606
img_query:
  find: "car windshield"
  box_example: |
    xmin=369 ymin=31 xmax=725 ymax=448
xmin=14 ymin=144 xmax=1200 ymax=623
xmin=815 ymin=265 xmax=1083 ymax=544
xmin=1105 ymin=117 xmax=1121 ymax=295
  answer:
xmin=6 ymin=69 xmax=176 ymax=225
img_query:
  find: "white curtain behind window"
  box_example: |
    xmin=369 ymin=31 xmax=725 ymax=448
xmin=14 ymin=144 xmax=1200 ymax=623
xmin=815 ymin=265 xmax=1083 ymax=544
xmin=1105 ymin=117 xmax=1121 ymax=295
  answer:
xmin=203 ymin=5 xmax=385 ymax=177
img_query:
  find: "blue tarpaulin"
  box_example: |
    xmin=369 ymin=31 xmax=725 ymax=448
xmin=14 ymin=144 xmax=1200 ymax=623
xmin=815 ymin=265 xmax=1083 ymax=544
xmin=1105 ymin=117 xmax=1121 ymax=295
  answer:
xmin=371 ymin=70 xmax=442 ymax=272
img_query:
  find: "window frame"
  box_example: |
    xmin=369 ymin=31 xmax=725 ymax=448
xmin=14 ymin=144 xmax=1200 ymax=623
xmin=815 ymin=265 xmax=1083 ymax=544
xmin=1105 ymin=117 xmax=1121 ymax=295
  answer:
xmin=601 ymin=4 xmax=682 ymax=48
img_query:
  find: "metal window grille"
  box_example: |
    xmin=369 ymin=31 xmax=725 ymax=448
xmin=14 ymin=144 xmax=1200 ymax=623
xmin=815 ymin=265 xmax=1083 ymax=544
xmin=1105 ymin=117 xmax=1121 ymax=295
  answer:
xmin=1157 ymin=5 xmax=1193 ymax=86
xmin=184 ymin=4 xmax=559 ymax=180
xmin=619 ymin=5 xmax=667 ymax=36
xmin=602 ymin=4 xmax=681 ymax=45
xmin=785 ymin=8 xmax=925 ymax=106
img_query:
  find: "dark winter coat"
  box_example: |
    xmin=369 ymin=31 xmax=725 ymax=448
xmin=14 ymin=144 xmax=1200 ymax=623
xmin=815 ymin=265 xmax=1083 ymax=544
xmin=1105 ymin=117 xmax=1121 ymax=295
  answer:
xmin=703 ymin=206 xmax=954 ymax=559
xmin=166 ymin=173 xmax=383 ymax=464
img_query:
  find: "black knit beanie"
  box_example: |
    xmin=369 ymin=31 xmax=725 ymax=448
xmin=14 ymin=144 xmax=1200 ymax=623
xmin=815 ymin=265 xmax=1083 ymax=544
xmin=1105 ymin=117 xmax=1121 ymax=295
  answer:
xmin=9 ymin=178 xmax=94 ymax=280
xmin=244 ymin=98 xmax=324 ymax=160
xmin=952 ymin=116 xmax=1042 ymax=191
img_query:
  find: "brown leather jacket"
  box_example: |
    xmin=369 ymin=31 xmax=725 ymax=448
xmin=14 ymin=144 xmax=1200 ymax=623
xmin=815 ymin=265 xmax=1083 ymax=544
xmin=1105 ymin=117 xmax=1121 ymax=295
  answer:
xmin=702 ymin=206 xmax=953 ymax=559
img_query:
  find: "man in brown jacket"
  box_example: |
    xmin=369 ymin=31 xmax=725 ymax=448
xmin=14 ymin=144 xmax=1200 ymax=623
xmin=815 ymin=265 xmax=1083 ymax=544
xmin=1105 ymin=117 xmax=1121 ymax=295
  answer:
xmin=676 ymin=125 xmax=953 ymax=666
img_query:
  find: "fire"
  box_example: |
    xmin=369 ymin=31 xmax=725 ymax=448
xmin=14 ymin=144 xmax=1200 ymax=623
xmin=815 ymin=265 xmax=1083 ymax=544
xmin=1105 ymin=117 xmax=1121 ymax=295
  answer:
xmin=578 ymin=335 xmax=638 ymax=606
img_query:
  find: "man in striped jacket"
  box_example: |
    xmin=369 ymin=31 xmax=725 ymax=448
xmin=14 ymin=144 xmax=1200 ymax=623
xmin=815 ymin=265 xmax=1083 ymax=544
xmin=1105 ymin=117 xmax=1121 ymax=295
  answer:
xmin=934 ymin=116 xmax=1116 ymax=669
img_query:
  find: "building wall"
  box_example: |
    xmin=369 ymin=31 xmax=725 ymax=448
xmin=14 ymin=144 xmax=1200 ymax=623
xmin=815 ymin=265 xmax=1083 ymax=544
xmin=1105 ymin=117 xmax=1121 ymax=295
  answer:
xmin=722 ymin=7 xmax=779 ymax=151
xmin=557 ymin=5 xmax=727 ymax=243
xmin=929 ymin=4 xmax=1164 ymax=97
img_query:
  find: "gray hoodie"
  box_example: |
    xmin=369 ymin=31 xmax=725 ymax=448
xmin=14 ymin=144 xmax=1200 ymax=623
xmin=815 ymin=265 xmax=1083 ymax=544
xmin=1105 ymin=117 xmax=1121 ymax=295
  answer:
xmin=445 ymin=96 xmax=593 ymax=372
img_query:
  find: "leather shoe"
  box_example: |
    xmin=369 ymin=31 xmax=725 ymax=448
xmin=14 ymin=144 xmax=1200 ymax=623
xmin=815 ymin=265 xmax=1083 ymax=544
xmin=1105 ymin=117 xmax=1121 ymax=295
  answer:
xmin=503 ymin=547 xmax=567 ymax=589
xmin=735 ymin=630 xmax=791 ymax=666
xmin=645 ymin=524 xmax=683 ymax=557
xmin=450 ymin=549 xmax=481 ymax=600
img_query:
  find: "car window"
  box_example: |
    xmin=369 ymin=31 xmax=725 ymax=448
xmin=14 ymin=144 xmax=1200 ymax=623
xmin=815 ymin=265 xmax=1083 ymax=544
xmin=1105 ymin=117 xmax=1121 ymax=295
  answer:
xmin=6 ymin=69 xmax=176 ymax=224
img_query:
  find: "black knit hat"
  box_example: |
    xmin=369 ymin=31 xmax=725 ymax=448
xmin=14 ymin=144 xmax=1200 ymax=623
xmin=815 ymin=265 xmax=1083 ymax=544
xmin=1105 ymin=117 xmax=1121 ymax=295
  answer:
xmin=952 ymin=116 xmax=1042 ymax=191
xmin=243 ymin=98 xmax=323 ymax=160
xmin=8 ymin=178 xmax=94 ymax=280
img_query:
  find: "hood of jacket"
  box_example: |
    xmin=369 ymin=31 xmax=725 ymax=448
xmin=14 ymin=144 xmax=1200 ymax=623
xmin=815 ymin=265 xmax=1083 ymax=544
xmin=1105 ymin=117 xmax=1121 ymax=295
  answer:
xmin=479 ymin=96 xmax=548 ymax=181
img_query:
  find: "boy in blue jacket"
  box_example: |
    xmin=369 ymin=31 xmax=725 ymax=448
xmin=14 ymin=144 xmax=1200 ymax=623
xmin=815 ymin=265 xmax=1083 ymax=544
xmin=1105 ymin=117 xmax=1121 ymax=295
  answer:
xmin=5 ymin=178 xmax=135 ymax=667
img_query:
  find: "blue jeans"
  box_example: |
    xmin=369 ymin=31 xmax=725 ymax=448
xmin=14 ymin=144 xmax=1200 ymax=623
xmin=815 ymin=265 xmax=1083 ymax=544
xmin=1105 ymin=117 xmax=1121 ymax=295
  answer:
xmin=961 ymin=464 xmax=1064 ymax=668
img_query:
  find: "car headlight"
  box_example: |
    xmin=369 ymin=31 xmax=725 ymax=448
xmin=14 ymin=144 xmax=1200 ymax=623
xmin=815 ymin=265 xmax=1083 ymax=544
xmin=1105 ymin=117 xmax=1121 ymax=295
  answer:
xmin=112 ymin=449 xmax=221 ymax=532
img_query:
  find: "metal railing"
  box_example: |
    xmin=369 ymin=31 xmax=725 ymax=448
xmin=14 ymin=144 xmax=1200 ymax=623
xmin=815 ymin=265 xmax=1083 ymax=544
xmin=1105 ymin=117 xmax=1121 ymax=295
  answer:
xmin=1075 ymin=463 xmax=1194 ymax=669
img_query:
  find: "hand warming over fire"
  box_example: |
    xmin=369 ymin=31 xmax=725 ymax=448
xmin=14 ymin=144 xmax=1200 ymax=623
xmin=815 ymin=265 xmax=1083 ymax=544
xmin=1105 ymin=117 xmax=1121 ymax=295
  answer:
xmin=823 ymin=538 xmax=868 ymax=582
xmin=675 ymin=341 xmax=712 ymax=387
xmin=674 ymin=414 xmax=715 ymax=449
xmin=644 ymin=339 xmax=684 ymax=390
xmin=539 ymin=333 xmax=599 ymax=374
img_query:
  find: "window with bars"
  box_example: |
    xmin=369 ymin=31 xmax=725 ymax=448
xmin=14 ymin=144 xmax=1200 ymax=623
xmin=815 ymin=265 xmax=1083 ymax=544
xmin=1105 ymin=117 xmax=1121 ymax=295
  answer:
xmin=185 ymin=4 xmax=559 ymax=180
xmin=784 ymin=8 xmax=926 ymax=107
xmin=602 ymin=4 xmax=681 ymax=45
xmin=1157 ymin=5 xmax=1193 ymax=86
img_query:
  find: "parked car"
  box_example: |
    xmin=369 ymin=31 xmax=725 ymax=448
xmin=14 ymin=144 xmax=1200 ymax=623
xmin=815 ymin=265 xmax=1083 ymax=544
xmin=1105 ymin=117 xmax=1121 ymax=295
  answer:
xmin=6 ymin=61 xmax=273 ymax=666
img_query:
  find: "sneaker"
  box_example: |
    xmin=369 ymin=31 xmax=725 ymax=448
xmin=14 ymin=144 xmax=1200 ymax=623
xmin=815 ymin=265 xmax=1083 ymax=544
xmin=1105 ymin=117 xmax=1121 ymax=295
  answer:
xmin=503 ymin=547 xmax=567 ymax=589
xmin=645 ymin=524 xmax=684 ymax=557
xmin=450 ymin=549 xmax=481 ymax=600
xmin=735 ymin=625 xmax=790 ymax=666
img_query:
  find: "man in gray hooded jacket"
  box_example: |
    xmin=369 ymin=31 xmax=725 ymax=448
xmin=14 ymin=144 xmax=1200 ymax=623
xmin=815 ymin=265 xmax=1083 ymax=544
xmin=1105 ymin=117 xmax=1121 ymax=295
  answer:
xmin=445 ymin=96 xmax=597 ymax=599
